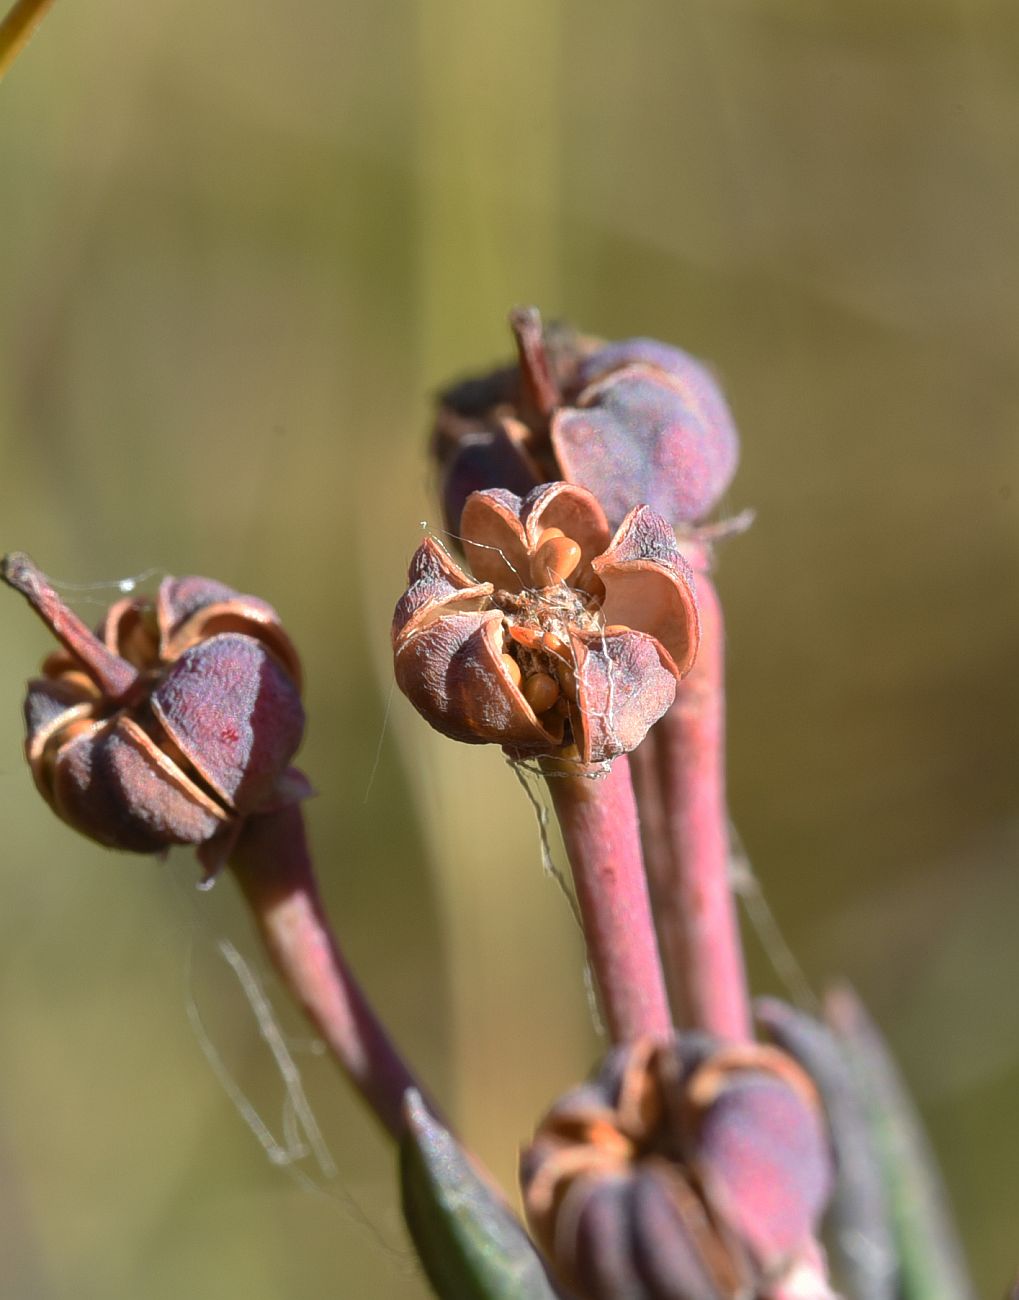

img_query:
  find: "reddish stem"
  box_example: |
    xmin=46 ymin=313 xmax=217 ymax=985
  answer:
xmin=229 ymin=803 xmax=431 ymax=1142
xmin=633 ymin=557 xmax=751 ymax=1041
xmin=544 ymin=755 xmax=672 ymax=1044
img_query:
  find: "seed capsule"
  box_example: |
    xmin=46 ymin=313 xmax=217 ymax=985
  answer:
xmin=521 ymin=1036 xmax=834 ymax=1300
xmin=393 ymin=481 xmax=699 ymax=766
xmin=2 ymin=552 xmax=309 ymax=870
xmin=431 ymin=310 xmax=742 ymax=534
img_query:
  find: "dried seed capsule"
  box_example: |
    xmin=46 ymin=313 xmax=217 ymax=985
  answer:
xmin=521 ymin=1036 xmax=834 ymax=1300
xmin=431 ymin=308 xmax=741 ymax=533
xmin=2 ymin=553 xmax=309 ymax=873
xmin=393 ymin=482 xmax=701 ymax=766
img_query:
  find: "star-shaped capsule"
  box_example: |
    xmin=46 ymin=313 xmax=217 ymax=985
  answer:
xmin=392 ymin=482 xmax=700 ymax=767
xmin=432 ymin=308 xmax=741 ymax=534
xmin=521 ymin=1036 xmax=833 ymax=1300
xmin=2 ymin=553 xmax=309 ymax=874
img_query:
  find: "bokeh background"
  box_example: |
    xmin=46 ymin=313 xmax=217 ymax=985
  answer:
xmin=1 ymin=1 xmax=1017 ymax=1295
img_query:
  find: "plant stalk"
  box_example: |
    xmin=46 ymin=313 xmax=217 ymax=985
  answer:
xmin=0 ymin=0 xmax=56 ymax=82
xmin=826 ymin=984 xmax=977 ymax=1300
xmin=229 ymin=803 xmax=431 ymax=1142
xmin=543 ymin=755 xmax=672 ymax=1044
xmin=632 ymin=551 xmax=751 ymax=1041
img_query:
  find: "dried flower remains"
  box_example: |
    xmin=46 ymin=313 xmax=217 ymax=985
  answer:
xmin=1 ymin=553 xmax=309 ymax=874
xmin=433 ymin=307 xmax=740 ymax=534
xmin=521 ymin=1036 xmax=833 ymax=1299
xmin=393 ymin=482 xmax=700 ymax=767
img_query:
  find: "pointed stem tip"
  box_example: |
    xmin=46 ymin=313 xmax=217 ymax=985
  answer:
xmin=1 ymin=550 xmax=43 ymax=598
xmin=0 ymin=0 xmax=58 ymax=82
xmin=1 ymin=551 xmax=139 ymax=699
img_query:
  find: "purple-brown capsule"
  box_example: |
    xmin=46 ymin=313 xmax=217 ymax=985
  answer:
xmin=393 ymin=482 xmax=700 ymax=767
xmin=521 ymin=1036 xmax=834 ymax=1299
xmin=2 ymin=553 xmax=309 ymax=873
xmin=432 ymin=307 xmax=740 ymax=533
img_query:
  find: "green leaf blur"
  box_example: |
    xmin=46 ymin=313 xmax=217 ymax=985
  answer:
xmin=400 ymin=1091 xmax=558 ymax=1300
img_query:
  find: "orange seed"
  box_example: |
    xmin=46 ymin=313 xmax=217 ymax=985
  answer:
xmin=532 ymin=535 xmax=582 ymax=587
xmin=500 ymin=653 xmax=522 ymax=687
xmin=522 ymin=671 xmax=560 ymax=714
xmin=508 ymin=625 xmax=541 ymax=650
xmin=542 ymin=630 xmax=566 ymax=655
xmin=556 ymin=662 xmax=577 ymax=700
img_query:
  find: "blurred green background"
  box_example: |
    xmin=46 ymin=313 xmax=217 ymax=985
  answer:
xmin=1 ymin=1 xmax=1017 ymax=1295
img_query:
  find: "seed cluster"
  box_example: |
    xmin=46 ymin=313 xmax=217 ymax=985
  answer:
xmin=493 ymin=526 xmax=607 ymax=739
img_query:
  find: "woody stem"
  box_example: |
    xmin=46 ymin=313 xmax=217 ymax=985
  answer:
xmin=631 ymin=560 xmax=751 ymax=1041
xmin=543 ymin=755 xmax=672 ymax=1043
xmin=229 ymin=803 xmax=433 ymax=1142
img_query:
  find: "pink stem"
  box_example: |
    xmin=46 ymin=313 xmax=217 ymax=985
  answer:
xmin=229 ymin=803 xmax=431 ymax=1142
xmin=635 ymin=557 xmax=751 ymax=1041
xmin=544 ymin=755 xmax=672 ymax=1044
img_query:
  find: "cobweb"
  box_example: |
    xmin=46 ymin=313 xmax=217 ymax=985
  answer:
xmin=165 ymin=868 xmax=411 ymax=1269
xmin=185 ymin=937 xmax=337 ymax=1179
xmin=40 ymin=566 xmax=167 ymax=605
xmin=728 ymin=820 xmax=821 ymax=1013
